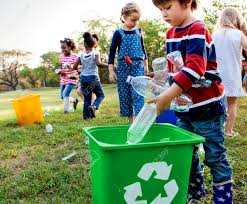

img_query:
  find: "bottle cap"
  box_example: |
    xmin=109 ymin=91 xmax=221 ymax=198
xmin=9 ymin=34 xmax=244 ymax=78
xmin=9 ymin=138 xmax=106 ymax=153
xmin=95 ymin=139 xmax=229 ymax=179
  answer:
xmin=126 ymin=75 xmax=133 ymax=84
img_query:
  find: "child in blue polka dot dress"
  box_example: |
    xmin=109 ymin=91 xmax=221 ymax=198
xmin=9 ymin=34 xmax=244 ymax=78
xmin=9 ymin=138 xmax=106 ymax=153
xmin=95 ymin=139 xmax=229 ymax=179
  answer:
xmin=108 ymin=2 xmax=149 ymax=123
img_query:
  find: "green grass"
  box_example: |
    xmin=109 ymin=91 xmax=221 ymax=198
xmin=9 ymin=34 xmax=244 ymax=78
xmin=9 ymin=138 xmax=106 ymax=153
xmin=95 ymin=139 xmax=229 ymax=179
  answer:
xmin=0 ymin=86 xmax=246 ymax=203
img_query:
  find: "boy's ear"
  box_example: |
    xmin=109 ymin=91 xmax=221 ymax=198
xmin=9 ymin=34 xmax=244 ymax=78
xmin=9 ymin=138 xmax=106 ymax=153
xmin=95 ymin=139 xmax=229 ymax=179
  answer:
xmin=183 ymin=0 xmax=192 ymax=9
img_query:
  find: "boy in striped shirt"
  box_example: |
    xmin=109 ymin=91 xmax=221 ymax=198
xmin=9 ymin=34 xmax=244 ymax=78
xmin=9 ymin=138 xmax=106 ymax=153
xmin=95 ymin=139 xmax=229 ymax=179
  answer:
xmin=150 ymin=0 xmax=232 ymax=203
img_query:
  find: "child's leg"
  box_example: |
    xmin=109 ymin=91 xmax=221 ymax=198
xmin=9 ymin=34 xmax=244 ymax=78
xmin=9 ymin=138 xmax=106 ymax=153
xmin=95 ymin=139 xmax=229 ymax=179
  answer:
xmin=130 ymin=61 xmax=145 ymax=116
xmin=177 ymin=117 xmax=206 ymax=202
xmin=91 ymin=78 xmax=105 ymax=110
xmin=128 ymin=115 xmax=134 ymax=123
xmin=225 ymin=96 xmax=238 ymax=135
xmin=77 ymin=86 xmax=84 ymax=101
xmin=117 ymin=61 xmax=133 ymax=120
xmin=83 ymin=91 xmax=92 ymax=119
xmin=60 ymin=84 xmax=66 ymax=100
xmin=92 ymin=93 xmax=96 ymax=104
xmin=62 ymin=84 xmax=74 ymax=113
xmin=192 ymin=114 xmax=232 ymax=203
xmin=80 ymin=76 xmax=91 ymax=119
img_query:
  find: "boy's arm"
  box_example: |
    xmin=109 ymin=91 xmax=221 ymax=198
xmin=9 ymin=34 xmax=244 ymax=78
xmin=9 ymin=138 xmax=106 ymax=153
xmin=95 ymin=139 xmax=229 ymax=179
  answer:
xmin=148 ymin=83 xmax=183 ymax=115
xmin=73 ymin=57 xmax=81 ymax=70
xmin=95 ymin=54 xmax=108 ymax=68
xmin=172 ymin=27 xmax=209 ymax=92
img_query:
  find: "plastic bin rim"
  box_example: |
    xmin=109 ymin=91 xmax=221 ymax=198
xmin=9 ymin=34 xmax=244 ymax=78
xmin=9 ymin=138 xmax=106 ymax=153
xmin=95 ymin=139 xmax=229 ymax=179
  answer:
xmin=11 ymin=94 xmax=40 ymax=102
xmin=82 ymin=124 xmax=205 ymax=151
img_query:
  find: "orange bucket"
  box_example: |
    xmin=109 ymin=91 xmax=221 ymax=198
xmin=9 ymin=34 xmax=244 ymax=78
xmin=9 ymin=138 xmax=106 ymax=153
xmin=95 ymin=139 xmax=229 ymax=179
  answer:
xmin=11 ymin=94 xmax=43 ymax=126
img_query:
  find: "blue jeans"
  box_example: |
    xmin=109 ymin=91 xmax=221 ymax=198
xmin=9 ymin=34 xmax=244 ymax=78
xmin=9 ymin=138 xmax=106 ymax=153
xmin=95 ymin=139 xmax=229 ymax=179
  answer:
xmin=80 ymin=75 xmax=105 ymax=119
xmin=60 ymin=83 xmax=75 ymax=99
xmin=176 ymin=113 xmax=232 ymax=184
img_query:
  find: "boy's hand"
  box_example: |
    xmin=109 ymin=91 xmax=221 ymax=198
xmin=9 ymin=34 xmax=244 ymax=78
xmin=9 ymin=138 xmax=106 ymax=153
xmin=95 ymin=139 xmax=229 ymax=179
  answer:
xmin=147 ymin=96 xmax=171 ymax=116
xmin=146 ymin=72 xmax=154 ymax=77
xmin=147 ymin=83 xmax=183 ymax=115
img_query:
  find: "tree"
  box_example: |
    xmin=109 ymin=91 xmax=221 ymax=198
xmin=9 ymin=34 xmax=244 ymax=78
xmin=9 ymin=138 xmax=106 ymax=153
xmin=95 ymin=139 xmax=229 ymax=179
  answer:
xmin=0 ymin=50 xmax=31 ymax=90
xmin=77 ymin=18 xmax=167 ymax=82
xmin=203 ymin=0 xmax=247 ymax=33
xmin=39 ymin=51 xmax=60 ymax=87
xmin=78 ymin=18 xmax=120 ymax=83
xmin=19 ymin=67 xmax=40 ymax=88
xmin=140 ymin=19 xmax=168 ymax=69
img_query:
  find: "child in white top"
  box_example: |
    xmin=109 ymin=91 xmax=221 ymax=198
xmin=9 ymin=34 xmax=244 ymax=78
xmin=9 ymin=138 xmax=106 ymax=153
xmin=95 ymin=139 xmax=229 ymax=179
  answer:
xmin=213 ymin=7 xmax=247 ymax=136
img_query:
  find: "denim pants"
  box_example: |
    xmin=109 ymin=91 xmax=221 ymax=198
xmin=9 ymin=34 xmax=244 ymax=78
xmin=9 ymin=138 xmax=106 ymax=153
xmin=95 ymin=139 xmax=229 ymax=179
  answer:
xmin=60 ymin=83 xmax=75 ymax=99
xmin=176 ymin=113 xmax=232 ymax=184
xmin=80 ymin=75 xmax=105 ymax=119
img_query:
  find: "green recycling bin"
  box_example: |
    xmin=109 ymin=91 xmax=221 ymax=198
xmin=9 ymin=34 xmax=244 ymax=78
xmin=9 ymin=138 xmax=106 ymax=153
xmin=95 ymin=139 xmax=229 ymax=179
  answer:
xmin=82 ymin=124 xmax=205 ymax=204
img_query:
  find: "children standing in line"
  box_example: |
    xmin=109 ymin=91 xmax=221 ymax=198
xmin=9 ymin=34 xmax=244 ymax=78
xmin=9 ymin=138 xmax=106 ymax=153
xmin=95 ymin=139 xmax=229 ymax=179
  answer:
xmin=150 ymin=0 xmax=232 ymax=203
xmin=73 ymin=32 xmax=108 ymax=119
xmin=59 ymin=38 xmax=78 ymax=113
xmin=213 ymin=8 xmax=247 ymax=137
xmin=108 ymin=2 xmax=149 ymax=123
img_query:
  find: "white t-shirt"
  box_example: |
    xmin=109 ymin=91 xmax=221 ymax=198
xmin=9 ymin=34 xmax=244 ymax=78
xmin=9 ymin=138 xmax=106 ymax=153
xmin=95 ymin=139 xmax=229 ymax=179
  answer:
xmin=80 ymin=50 xmax=100 ymax=76
xmin=213 ymin=28 xmax=245 ymax=96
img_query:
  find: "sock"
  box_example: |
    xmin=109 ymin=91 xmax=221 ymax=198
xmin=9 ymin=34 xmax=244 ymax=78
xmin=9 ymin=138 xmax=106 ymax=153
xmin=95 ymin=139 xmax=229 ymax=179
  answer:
xmin=64 ymin=97 xmax=70 ymax=112
xmin=69 ymin=96 xmax=75 ymax=103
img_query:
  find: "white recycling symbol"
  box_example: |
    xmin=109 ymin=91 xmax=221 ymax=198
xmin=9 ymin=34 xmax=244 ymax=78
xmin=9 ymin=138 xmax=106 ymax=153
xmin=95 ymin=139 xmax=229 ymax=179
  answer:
xmin=123 ymin=162 xmax=179 ymax=204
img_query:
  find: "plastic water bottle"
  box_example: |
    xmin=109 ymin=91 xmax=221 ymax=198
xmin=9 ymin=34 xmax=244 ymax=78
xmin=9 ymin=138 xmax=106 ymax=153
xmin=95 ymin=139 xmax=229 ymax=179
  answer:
xmin=152 ymin=57 xmax=167 ymax=72
xmin=152 ymin=57 xmax=169 ymax=85
xmin=126 ymin=75 xmax=166 ymax=98
xmin=193 ymin=77 xmax=212 ymax=88
xmin=55 ymin=68 xmax=61 ymax=74
xmin=126 ymin=75 xmax=192 ymax=112
xmin=167 ymin=51 xmax=212 ymax=88
xmin=166 ymin=51 xmax=184 ymax=72
xmin=64 ymin=62 xmax=71 ymax=69
xmin=127 ymin=103 xmax=157 ymax=144
xmin=46 ymin=124 xmax=53 ymax=133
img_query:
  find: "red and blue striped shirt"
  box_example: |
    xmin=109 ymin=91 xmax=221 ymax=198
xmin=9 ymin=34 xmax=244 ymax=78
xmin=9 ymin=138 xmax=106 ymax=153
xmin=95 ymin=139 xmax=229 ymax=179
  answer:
xmin=166 ymin=20 xmax=224 ymax=108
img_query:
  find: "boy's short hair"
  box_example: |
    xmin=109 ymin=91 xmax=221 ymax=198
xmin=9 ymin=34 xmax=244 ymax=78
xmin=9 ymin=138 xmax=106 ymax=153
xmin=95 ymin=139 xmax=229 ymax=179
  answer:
xmin=152 ymin=0 xmax=199 ymax=11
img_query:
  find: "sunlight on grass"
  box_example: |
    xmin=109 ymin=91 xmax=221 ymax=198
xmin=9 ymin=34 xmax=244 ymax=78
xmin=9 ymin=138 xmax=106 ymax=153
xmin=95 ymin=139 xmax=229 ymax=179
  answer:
xmin=0 ymin=86 xmax=246 ymax=203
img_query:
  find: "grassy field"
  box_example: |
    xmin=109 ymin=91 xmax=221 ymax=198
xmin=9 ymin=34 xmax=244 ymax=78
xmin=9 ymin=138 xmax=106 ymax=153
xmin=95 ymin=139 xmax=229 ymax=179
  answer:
xmin=0 ymin=86 xmax=246 ymax=203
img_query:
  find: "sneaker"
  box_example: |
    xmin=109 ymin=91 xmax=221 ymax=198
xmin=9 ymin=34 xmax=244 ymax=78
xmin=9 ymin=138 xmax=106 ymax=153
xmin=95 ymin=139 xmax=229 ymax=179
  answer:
xmin=88 ymin=106 xmax=96 ymax=118
xmin=73 ymin=98 xmax=79 ymax=110
xmin=224 ymin=131 xmax=239 ymax=137
xmin=188 ymin=199 xmax=200 ymax=204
